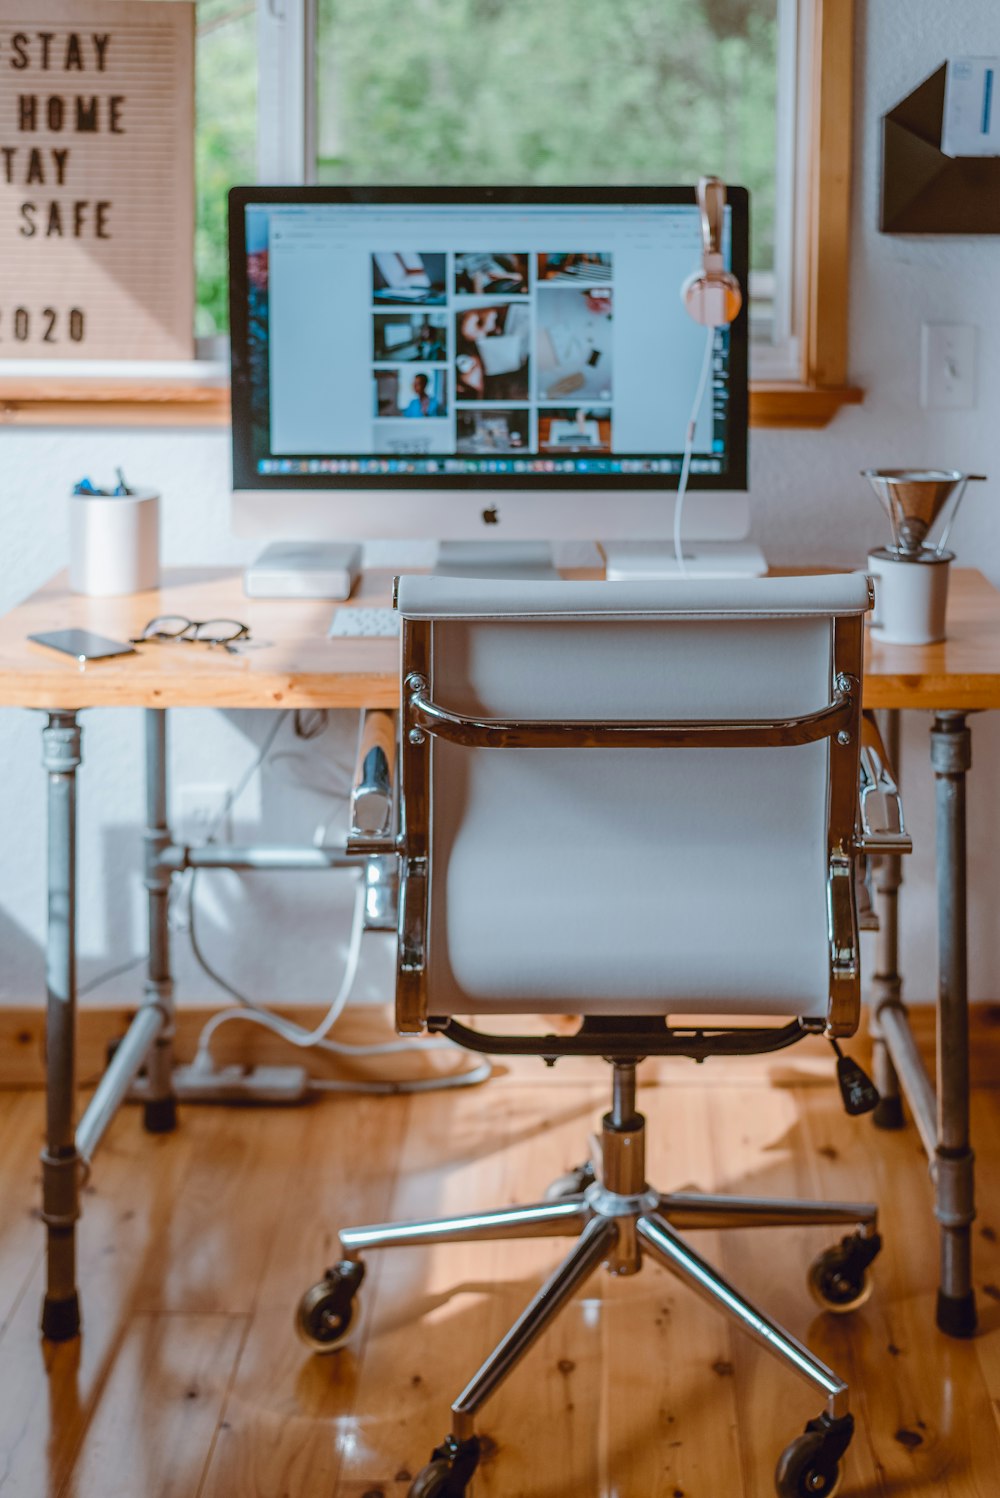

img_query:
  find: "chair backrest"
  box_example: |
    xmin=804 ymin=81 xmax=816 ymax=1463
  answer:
xmin=395 ymin=573 xmax=870 ymax=1037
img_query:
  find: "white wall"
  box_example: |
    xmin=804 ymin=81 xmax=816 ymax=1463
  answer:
xmin=1 ymin=0 xmax=998 ymax=1009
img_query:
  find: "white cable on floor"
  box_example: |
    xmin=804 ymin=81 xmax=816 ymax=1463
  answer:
xmin=308 ymin=1061 xmax=492 ymax=1095
xmin=192 ymin=870 xmax=368 ymax=1063
xmin=190 ymin=854 xmax=491 ymax=1094
xmin=672 ymin=325 xmax=716 ymax=577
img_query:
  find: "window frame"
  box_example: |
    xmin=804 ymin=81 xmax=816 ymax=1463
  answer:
xmin=0 ymin=0 xmax=860 ymax=429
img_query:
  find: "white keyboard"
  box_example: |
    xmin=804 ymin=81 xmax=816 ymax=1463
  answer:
xmin=328 ymin=607 xmax=400 ymax=638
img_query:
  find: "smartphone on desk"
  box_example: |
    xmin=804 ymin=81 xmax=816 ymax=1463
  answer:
xmin=29 ymin=629 xmax=137 ymax=662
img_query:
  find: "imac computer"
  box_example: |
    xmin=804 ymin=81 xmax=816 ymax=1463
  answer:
xmin=228 ymin=185 xmax=759 ymax=581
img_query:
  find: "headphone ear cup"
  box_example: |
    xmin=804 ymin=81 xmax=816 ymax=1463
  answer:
xmin=682 ymin=268 xmax=743 ymax=327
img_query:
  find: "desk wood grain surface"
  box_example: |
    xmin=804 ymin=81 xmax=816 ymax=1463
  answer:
xmin=2 ymin=565 xmax=1000 ymax=711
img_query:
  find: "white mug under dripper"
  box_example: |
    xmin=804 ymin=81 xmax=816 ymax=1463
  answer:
xmin=862 ymin=469 xmax=985 ymax=645
xmin=866 ymin=547 xmax=951 ymax=645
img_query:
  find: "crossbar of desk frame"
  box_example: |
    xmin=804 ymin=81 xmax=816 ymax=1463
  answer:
xmin=159 ymin=845 xmax=356 ymax=872
xmin=37 ymin=704 xmax=360 ymax=1342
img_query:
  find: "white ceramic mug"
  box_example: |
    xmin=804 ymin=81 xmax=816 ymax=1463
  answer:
xmin=867 ymin=547 xmax=952 ymax=645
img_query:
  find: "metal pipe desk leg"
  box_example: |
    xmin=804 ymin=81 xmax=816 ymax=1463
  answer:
xmin=142 ymin=709 xmax=176 ymax=1133
xmin=931 ymin=712 xmax=977 ymax=1338
xmin=870 ymin=708 xmax=906 ymax=1130
xmin=40 ymin=711 xmax=83 ymax=1342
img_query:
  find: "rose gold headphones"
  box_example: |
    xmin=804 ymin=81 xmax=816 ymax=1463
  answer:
xmin=682 ymin=176 xmax=743 ymax=327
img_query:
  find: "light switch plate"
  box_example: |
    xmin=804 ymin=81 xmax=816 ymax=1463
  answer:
xmin=920 ymin=323 xmax=977 ymax=409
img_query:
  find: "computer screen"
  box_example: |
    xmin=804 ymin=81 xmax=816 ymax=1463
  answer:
xmin=228 ymin=186 xmax=748 ymax=542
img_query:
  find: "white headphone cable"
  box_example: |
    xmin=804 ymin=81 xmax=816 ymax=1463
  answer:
xmin=672 ymin=325 xmax=716 ymax=577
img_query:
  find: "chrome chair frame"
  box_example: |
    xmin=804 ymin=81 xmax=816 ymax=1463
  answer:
xmin=395 ymin=611 xmax=868 ymax=1041
xmin=311 ymin=597 xmax=901 ymax=1497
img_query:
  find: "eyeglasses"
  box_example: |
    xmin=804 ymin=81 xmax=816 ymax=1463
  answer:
xmin=131 ymin=615 xmax=251 ymax=654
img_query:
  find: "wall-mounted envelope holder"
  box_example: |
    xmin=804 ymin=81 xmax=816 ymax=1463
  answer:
xmin=881 ymin=65 xmax=1000 ymax=233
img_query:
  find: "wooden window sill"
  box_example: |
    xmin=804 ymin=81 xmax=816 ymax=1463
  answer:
xmin=0 ymin=377 xmax=862 ymax=430
xmin=750 ymin=382 xmax=864 ymax=429
xmin=0 ymin=378 xmax=231 ymax=428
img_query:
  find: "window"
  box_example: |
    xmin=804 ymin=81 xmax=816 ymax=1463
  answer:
xmin=194 ymin=0 xmax=257 ymax=339
xmin=1 ymin=0 xmax=858 ymax=426
xmin=308 ymin=0 xmax=862 ymax=417
xmin=315 ymin=0 xmax=785 ymax=355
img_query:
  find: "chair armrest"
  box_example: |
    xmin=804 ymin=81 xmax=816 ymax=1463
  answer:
xmin=855 ymin=711 xmax=912 ymax=855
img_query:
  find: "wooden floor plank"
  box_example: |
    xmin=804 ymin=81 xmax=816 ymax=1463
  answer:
xmin=1 ymin=1048 xmax=1000 ymax=1495
xmin=128 ymin=1104 xmax=307 ymax=1317
xmin=701 ymin=1083 xmax=889 ymax=1498
xmin=57 ymin=1313 xmax=247 ymax=1498
xmin=0 ymin=1099 xmax=308 ymax=1497
xmin=962 ymin=1090 xmax=1000 ymax=1447
xmin=0 ymin=1097 xmax=200 ymax=1497
xmin=0 ymin=1093 xmax=44 ymax=1332
xmin=199 ymin=1092 xmax=412 ymax=1498
xmin=802 ymin=1086 xmax=1000 ymax=1496
xmin=328 ymin=1081 xmax=608 ymax=1496
xmin=595 ymin=1083 xmax=746 ymax=1498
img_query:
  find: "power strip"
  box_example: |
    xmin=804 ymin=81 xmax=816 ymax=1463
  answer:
xmin=130 ymin=1063 xmax=310 ymax=1106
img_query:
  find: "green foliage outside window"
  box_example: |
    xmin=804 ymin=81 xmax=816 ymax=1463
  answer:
xmin=195 ymin=1 xmax=256 ymax=334
xmin=186 ymin=0 xmax=777 ymax=333
xmin=316 ymin=0 xmax=778 ymax=272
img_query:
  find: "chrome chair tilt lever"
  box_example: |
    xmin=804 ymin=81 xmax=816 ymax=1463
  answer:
xmin=299 ymin=573 xmax=891 ymax=1497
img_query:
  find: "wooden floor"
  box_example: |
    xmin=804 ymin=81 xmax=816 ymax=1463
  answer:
xmin=2 ymin=1036 xmax=1000 ymax=1496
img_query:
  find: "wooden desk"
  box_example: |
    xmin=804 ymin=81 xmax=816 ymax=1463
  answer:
xmin=5 ymin=561 xmax=1000 ymax=711
xmin=2 ymin=566 xmax=998 ymax=1344
xmin=0 ymin=565 xmax=401 ymax=710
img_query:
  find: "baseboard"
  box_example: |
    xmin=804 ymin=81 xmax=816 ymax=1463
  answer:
xmin=3 ymin=1000 xmax=999 ymax=1092
xmin=0 ymin=1002 xmax=472 ymax=1090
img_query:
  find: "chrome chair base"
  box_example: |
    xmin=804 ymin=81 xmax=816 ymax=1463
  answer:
xmin=302 ymin=1065 xmax=880 ymax=1497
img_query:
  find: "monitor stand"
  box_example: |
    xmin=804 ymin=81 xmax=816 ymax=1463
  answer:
xmin=601 ymin=539 xmax=767 ymax=581
xmin=433 ymin=541 xmax=560 ymax=580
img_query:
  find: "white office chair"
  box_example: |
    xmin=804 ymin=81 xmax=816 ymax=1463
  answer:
xmin=298 ymin=573 xmax=906 ymax=1498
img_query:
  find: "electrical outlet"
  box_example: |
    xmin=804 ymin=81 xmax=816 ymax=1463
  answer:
xmin=175 ymin=784 xmax=231 ymax=846
xmin=920 ymin=323 xmax=977 ymax=409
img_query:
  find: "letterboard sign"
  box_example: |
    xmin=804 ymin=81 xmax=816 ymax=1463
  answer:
xmin=0 ymin=0 xmax=194 ymax=359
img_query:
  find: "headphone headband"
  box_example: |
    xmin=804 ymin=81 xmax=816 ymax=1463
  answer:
xmin=682 ymin=176 xmax=743 ymax=328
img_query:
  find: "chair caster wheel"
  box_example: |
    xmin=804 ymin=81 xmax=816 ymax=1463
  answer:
xmin=544 ymin=1160 xmax=596 ymax=1200
xmin=295 ymin=1259 xmax=365 ymax=1353
xmin=808 ymin=1230 xmax=881 ymax=1313
xmin=408 ymin=1459 xmax=458 ymax=1498
xmin=775 ymin=1412 xmax=853 ymax=1497
xmin=408 ymin=1436 xmax=479 ymax=1496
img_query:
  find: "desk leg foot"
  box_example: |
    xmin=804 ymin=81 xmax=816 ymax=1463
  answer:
xmin=936 ymin=1286 xmax=977 ymax=1339
xmin=41 ymin=1286 xmax=80 ymax=1343
xmin=143 ymin=1094 xmax=178 ymax=1134
xmin=143 ymin=709 xmax=177 ymax=1136
xmin=931 ymin=712 xmax=977 ymax=1339
xmin=40 ymin=711 xmax=83 ymax=1341
xmin=872 ymin=1093 xmax=905 ymax=1131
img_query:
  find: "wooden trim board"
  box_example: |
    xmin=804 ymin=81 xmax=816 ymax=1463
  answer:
xmin=3 ymin=1000 xmax=998 ymax=1092
xmin=1 ymin=379 xmax=858 ymax=431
